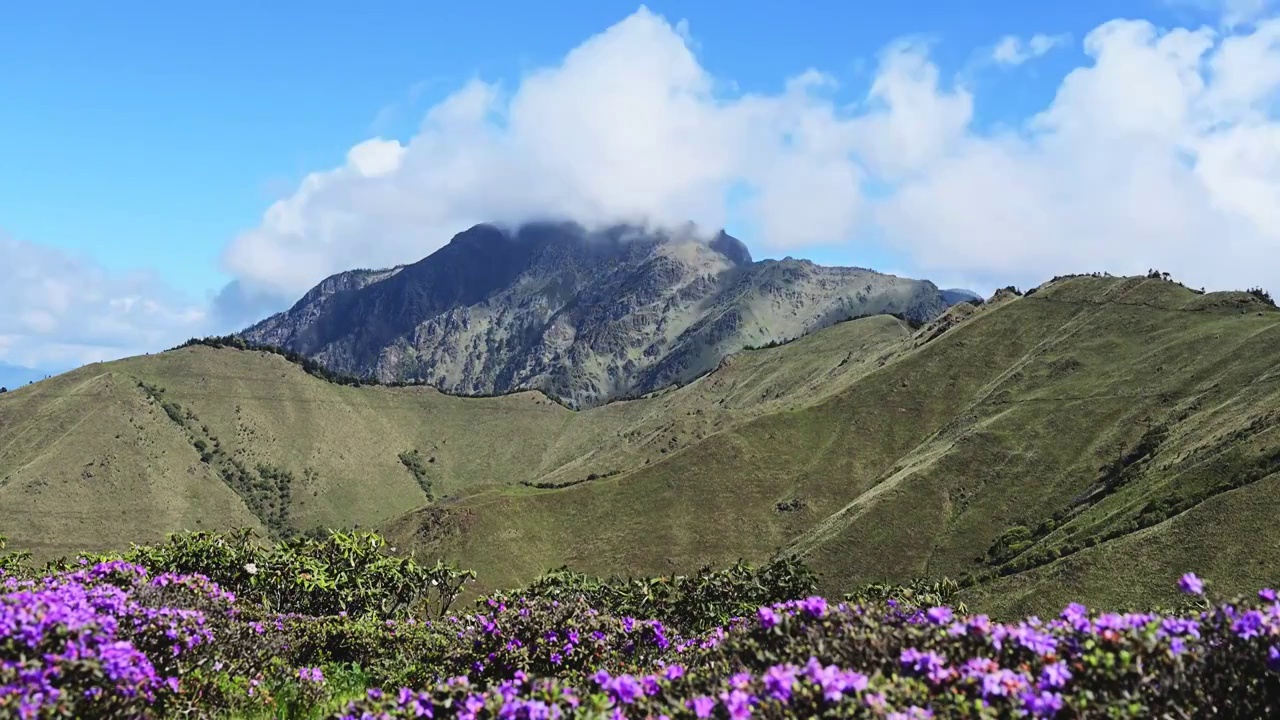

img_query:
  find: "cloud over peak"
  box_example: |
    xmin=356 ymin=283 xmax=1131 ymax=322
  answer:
xmin=225 ymin=7 xmax=1280 ymax=303
xmin=10 ymin=5 xmax=1280 ymax=368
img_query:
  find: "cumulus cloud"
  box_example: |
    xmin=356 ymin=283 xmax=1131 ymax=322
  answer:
xmin=877 ymin=17 xmax=1280 ymax=292
xmin=992 ymin=33 xmax=1071 ymax=66
xmin=15 ymin=4 xmax=1280 ymax=370
xmin=0 ymin=234 xmax=208 ymax=368
xmin=229 ymin=6 xmax=1280 ymax=302
xmin=222 ymin=7 xmax=885 ymax=300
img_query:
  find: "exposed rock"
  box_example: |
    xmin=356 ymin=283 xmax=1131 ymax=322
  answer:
xmin=241 ymin=221 xmax=949 ymax=408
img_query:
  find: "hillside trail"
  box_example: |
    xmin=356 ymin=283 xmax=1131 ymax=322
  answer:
xmin=781 ymin=279 xmax=1150 ymax=561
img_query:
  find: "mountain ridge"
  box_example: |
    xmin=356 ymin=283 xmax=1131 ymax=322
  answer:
xmin=241 ymin=221 xmax=949 ymax=408
xmin=4 ymin=274 xmax=1280 ymax=616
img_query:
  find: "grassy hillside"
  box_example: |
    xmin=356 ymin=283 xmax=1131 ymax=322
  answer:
xmin=386 ymin=276 xmax=1280 ymax=613
xmin=0 ymin=312 xmax=909 ymax=560
xmin=5 ymin=274 xmax=1279 ymax=615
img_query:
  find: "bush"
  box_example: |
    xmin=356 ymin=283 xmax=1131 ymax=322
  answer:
xmin=7 ymin=533 xmax=1280 ymax=718
xmin=1247 ymin=286 xmax=1276 ymax=307
xmin=483 ymin=557 xmax=817 ymax=635
xmin=73 ymin=529 xmax=473 ymax=619
xmin=340 ymin=577 xmax=1280 ymax=719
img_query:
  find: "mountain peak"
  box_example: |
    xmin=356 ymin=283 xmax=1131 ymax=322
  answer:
xmin=241 ymin=221 xmax=945 ymax=407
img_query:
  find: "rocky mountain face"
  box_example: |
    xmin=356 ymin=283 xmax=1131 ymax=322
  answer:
xmin=241 ymin=222 xmax=949 ymax=408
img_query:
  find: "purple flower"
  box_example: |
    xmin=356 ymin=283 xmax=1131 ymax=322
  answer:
xmin=763 ymin=664 xmax=797 ymax=702
xmin=1039 ymin=662 xmax=1072 ymax=690
xmin=1178 ymin=572 xmax=1204 ymax=595
xmin=1023 ymin=689 xmax=1065 ymax=717
xmin=926 ymin=606 xmax=953 ymax=624
xmin=981 ymin=669 xmax=1029 ymax=698
xmin=799 ymin=596 xmax=827 ymax=618
xmin=1233 ymin=610 xmax=1266 ymax=639
xmin=757 ymin=606 xmax=778 ymax=629
xmin=688 ymin=696 xmax=716 ymax=718
xmin=606 ymin=674 xmax=641 ymax=705
xmin=720 ymin=689 xmax=755 ymax=720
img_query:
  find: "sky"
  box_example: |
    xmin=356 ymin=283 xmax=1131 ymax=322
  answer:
xmin=3 ymin=0 xmax=1280 ymax=373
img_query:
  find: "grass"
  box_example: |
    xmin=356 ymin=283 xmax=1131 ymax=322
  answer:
xmin=388 ymin=276 xmax=1280 ymax=613
xmin=4 ymin=274 xmax=1280 ymax=615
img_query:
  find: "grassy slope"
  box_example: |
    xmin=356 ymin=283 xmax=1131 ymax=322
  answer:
xmin=5 ymin=275 xmax=1278 ymax=613
xmin=0 ymin=369 xmax=266 ymax=559
xmin=0 ymin=315 xmax=910 ymax=561
xmin=389 ymin=277 xmax=1280 ymax=613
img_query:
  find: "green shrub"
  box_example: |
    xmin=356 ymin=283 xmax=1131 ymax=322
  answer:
xmin=484 ymin=556 xmax=817 ymax=634
xmin=72 ymin=529 xmax=473 ymax=619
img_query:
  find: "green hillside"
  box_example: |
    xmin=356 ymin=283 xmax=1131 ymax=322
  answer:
xmin=385 ymin=276 xmax=1280 ymax=613
xmin=4 ymin=274 xmax=1279 ymax=616
xmin=0 ymin=310 xmax=909 ymax=560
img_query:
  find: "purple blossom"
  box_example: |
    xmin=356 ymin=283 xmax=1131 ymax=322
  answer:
xmin=757 ymin=606 xmax=778 ymax=629
xmin=1179 ymin=573 xmax=1205 ymax=596
xmin=925 ymin=606 xmax=953 ymax=625
xmin=688 ymin=696 xmax=715 ymax=718
xmin=1039 ymin=662 xmax=1071 ymax=690
xmin=763 ymin=664 xmax=797 ymax=702
xmin=799 ymin=596 xmax=827 ymax=618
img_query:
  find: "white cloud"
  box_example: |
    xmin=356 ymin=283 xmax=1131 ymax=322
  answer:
xmin=992 ymin=33 xmax=1071 ymax=66
xmin=0 ymin=234 xmax=208 ymax=368
xmin=222 ymin=7 xmax=888 ymax=299
xmin=876 ymin=16 xmax=1280 ymax=292
xmin=1172 ymin=0 xmax=1278 ymax=27
xmin=230 ymin=7 xmax=1280 ymax=303
xmin=14 ymin=4 xmax=1280 ymax=372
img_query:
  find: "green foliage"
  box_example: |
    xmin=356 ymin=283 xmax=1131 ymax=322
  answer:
xmin=398 ymin=449 xmax=433 ymax=500
xmin=485 ymin=556 xmax=818 ymax=634
xmin=0 ymin=534 xmax=29 ymax=577
xmin=519 ymin=469 xmax=619 ymax=490
xmin=218 ymin=460 xmax=296 ymax=538
xmin=842 ymin=577 xmax=968 ymax=615
xmin=176 ymin=335 xmax=378 ymax=388
xmin=93 ymin=529 xmax=474 ymax=619
xmin=173 ymin=335 xmax=576 ymax=408
xmin=1248 ymin=286 xmax=1276 ymax=307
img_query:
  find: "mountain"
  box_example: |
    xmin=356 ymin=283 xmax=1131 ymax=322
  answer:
xmin=241 ymin=222 xmax=948 ymax=408
xmin=940 ymin=288 xmax=982 ymax=305
xmin=4 ymin=274 xmax=1280 ymax=616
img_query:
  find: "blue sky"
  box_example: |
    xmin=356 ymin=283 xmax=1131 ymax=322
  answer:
xmin=3 ymin=0 xmax=1279 ymax=371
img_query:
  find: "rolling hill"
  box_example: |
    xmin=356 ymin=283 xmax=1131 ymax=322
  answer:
xmin=3 ymin=273 xmax=1279 ymax=616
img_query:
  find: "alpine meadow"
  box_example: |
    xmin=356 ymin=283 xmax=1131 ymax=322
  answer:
xmin=7 ymin=2 xmax=1280 ymax=718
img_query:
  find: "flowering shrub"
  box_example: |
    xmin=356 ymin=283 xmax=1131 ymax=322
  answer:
xmin=338 ymin=575 xmax=1280 ymax=719
xmin=72 ymin=529 xmax=474 ymax=618
xmin=482 ymin=558 xmax=817 ymax=635
xmin=0 ymin=560 xmax=242 ymax=717
xmin=0 ymin=535 xmax=28 ymax=578
xmin=4 ymin=533 xmax=1280 ymax=719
